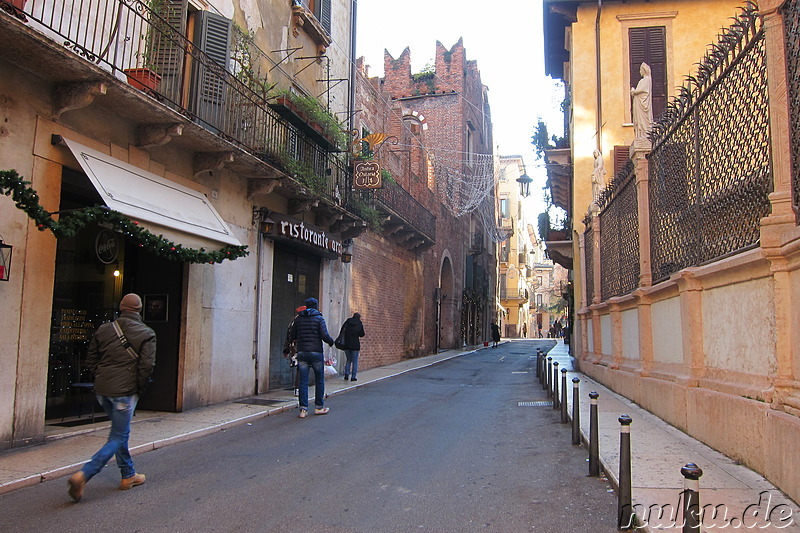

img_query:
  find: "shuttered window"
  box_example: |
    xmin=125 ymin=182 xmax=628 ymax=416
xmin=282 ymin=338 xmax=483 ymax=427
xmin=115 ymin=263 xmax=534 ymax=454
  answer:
xmin=190 ymin=11 xmax=232 ymax=131
xmin=613 ymin=145 xmax=630 ymax=176
xmin=148 ymin=0 xmax=188 ymax=103
xmin=629 ymin=26 xmax=667 ymax=120
xmin=303 ymin=0 xmax=332 ymax=34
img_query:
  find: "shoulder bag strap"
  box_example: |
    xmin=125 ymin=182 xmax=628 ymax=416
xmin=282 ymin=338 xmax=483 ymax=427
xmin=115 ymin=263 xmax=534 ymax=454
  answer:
xmin=112 ymin=320 xmax=140 ymax=361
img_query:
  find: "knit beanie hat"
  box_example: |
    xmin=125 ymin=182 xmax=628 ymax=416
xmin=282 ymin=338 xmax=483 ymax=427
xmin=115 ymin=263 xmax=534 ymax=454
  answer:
xmin=120 ymin=293 xmax=143 ymax=313
xmin=303 ymin=297 xmax=318 ymax=309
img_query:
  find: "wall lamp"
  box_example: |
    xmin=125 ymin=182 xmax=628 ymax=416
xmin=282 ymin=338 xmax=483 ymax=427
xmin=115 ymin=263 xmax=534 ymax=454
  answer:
xmin=0 ymin=238 xmax=12 ymax=281
xmin=341 ymin=238 xmax=353 ymax=263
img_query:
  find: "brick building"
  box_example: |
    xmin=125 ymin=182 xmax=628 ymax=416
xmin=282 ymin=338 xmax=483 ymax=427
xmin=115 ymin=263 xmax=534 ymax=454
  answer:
xmin=349 ymin=38 xmax=498 ymax=366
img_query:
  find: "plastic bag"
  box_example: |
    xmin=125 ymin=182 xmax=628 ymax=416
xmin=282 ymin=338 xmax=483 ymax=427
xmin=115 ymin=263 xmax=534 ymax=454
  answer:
xmin=324 ymin=364 xmax=337 ymax=376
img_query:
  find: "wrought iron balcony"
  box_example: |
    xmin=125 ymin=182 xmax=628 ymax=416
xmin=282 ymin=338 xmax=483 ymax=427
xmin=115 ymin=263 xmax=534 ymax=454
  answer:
xmin=1 ymin=0 xmax=356 ymax=217
xmin=351 ymin=181 xmax=436 ymax=250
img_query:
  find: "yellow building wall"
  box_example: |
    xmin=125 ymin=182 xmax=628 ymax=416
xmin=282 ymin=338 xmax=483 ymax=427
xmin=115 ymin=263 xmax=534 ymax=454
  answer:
xmin=569 ymin=0 xmax=742 ymax=314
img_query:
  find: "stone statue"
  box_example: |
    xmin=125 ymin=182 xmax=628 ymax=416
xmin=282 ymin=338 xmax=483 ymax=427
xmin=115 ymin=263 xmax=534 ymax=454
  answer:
xmin=631 ymin=62 xmax=653 ymax=141
xmin=591 ymin=149 xmax=606 ymax=201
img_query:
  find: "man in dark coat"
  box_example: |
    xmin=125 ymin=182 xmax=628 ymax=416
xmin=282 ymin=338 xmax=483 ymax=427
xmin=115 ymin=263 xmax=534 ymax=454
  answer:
xmin=67 ymin=293 xmax=156 ymax=502
xmin=340 ymin=312 xmax=365 ymax=381
xmin=287 ymin=297 xmax=334 ymax=418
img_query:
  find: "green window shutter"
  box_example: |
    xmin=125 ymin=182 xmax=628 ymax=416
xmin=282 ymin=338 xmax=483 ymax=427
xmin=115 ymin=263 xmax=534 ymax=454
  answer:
xmin=149 ymin=0 xmax=188 ymax=103
xmin=629 ymin=26 xmax=667 ymax=120
xmin=190 ymin=11 xmax=232 ymax=131
xmin=319 ymin=0 xmax=332 ymax=35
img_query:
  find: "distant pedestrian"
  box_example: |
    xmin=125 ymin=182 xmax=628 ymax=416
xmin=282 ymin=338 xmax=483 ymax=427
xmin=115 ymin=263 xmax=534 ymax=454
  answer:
xmin=490 ymin=322 xmax=501 ymax=347
xmin=287 ymin=297 xmax=334 ymax=418
xmin=339 ymin=312 xmax=365 ymax=381
xmin=521 ymin=322 xmax=527 ymax=338
xmin=67 ymin=293 xmax=156 ymax=502
xmin=282 ymin=305 xmax=306 ymax=395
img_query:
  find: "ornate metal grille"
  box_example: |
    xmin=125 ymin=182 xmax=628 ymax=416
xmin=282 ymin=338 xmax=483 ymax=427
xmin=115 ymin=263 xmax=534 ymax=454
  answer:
xmin=649 ymin=3 xmax=771 ymax=282
xmin=784 ymin=0 xmax=800 ymax=223
xmin=584 ymin=221 xmax=594 ymax=305
xmin=599 ymin=162 xmax=640 ymax=300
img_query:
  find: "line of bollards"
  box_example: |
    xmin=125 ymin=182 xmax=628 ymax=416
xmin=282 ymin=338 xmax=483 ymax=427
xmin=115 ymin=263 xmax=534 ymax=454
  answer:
xmin=532 ymin=360 xmax=707 ymax=532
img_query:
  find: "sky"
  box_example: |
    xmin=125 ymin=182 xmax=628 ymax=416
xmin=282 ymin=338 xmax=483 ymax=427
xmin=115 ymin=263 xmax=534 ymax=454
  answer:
xmin=355 ymin=0 xmax=565 ymax=218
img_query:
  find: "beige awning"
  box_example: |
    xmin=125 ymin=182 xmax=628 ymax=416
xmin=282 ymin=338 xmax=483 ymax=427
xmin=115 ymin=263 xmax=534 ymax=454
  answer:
xmin=63 ymin=138 xmax=241 ymax=247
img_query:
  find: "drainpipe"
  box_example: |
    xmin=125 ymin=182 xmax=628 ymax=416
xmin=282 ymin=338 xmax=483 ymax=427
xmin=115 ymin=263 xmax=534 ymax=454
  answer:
xmin=350 ymin=0 xmax=358 ymax=136
xmin=595 ymin=0 xmax=603 ymax=152
xmin=252 ymin=212 xmax=265 ymax=395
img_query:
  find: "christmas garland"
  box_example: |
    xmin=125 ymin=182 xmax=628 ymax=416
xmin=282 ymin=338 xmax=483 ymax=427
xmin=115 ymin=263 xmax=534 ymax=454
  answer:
xmin=0 ymin=169 xmax=248 ymax=263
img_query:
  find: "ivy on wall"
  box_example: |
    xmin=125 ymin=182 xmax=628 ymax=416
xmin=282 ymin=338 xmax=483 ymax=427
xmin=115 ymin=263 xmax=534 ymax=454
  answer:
xmin=0 ymin=169 xmax=248 ymax=263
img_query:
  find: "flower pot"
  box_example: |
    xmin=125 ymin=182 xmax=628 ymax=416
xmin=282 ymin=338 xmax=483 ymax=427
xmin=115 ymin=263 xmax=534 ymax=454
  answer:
xmin=124 ymin=68 xmax=161 ymax=94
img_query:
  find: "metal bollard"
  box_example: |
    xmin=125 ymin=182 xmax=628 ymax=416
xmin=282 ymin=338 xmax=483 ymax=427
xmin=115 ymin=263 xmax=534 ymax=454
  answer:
xmin=560 ymin=368 xmax=568 ymax=423
xmin=589 ymin=391 xmax=600 ymax=476
xmin=681 ymin=463 xmax=703 ymax=533
xmin=552 ymin=361 xmax=560 ymax=409
xmin=546 ymin=357 xmax=552 ymax=393
xmin=618 ymin=414 xmax=633 ymax=530
xmin=535 ymin=349 xmax=542 ymax=379
xmin=571 ymin=377 xmax=581 ymax=445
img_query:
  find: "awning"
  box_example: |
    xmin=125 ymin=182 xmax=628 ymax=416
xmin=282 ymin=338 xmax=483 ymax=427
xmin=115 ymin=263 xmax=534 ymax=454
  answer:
xmin=63 ymin=138 xmax=241 ymax=248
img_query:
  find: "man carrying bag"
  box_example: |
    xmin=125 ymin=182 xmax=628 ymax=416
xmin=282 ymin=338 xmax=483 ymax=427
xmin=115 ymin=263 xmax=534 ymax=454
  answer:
xmin=67 ymin=293 xmax=156 ymax=502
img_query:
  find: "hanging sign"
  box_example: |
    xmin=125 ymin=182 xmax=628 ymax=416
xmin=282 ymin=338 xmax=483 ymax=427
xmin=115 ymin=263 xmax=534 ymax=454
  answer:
xmin=353 ymin=160 xmax=382 ymax=189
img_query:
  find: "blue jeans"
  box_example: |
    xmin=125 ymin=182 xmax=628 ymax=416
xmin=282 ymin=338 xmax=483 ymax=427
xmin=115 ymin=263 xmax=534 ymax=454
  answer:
xmin=297 ymin=352 xmax=325 ymax=410
xmin=82 ymin=394 xmax=138 ymax=480
xmin=344 ymin=349 xmax=359 ymax=378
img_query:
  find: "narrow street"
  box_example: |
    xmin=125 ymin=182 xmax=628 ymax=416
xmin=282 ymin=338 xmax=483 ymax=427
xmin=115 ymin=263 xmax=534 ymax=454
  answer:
xmin=1 ymin=341 xmax=618 ymax=532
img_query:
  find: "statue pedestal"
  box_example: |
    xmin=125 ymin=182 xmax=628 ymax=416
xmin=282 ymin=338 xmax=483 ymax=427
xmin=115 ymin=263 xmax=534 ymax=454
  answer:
xmin=629 ymin=138 xmax=652 ymax=157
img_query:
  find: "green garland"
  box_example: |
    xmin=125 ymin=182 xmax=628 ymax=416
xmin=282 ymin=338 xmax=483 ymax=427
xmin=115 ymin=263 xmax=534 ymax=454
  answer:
xmin=0 ymin=169 xmax=248 ymax=263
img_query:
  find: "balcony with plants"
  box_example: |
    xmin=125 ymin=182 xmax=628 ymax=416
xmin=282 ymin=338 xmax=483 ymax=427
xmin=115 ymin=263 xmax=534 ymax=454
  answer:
xmin=0 ymin=0 xmax=363 ymax=230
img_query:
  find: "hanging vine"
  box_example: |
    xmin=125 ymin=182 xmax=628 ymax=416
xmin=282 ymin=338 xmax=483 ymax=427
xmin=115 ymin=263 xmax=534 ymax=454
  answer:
xmin=0 ymin=169 xmax=248 ymax=263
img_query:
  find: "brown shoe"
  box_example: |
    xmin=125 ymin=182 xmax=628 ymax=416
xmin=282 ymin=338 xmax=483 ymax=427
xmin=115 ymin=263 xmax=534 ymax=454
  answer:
xmin=67 ymin=471 xmax=86 ymax=502
xmin=119 ymin=473 xmax=146 ymax=490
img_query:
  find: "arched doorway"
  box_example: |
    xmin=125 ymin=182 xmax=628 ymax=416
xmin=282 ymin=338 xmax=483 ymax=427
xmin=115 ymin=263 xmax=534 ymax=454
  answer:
xmin=437 ymin=254 xmax=455 ymax=350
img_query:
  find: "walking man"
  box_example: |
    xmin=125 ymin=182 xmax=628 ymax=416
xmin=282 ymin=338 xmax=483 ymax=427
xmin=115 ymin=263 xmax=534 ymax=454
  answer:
xmin=67 ymin=293 xmax=156 ymax=502
xmin=287 ymin=297 xmax=334 ymax=418
xmin=341 ymin=312 xmax=365 ymax=381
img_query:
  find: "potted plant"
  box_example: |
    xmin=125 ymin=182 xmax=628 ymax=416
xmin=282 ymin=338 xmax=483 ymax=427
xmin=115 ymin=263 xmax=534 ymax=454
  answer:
xmin=269 ymin=90 xmax=346 ymax=151
xmin=123 ymin=0 xmax=166 ymax=94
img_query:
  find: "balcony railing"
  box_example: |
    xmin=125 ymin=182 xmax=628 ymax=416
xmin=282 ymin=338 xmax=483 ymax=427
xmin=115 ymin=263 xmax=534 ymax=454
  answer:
xmin=6 ymin=0 xmax=352 ymax=207
xmin=356 ymin=181 xmax=436 ymax=244
xmin=500 ymin=288 xmax=527 ymax=300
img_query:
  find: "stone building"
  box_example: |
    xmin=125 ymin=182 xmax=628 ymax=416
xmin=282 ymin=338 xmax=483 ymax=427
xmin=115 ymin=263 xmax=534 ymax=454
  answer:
xmin=0 ymin=0 xmax=362 ymax=448
xmin=351 ymin=38 xmax=498 ymax=356
xmin=543 ymin=0 xmax=800 ymax=501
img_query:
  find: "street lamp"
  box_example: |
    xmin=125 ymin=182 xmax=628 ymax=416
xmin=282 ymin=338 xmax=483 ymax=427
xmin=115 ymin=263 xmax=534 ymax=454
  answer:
xmin=516 ymin=169 xmax=533 ymax=198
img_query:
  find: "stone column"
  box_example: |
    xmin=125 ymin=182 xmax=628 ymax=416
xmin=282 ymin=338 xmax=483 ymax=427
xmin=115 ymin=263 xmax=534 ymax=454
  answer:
xmin=759 ymin=0 xmax=800 ymax=413
xmin=631 ymin=146 xmax=652 ymax=288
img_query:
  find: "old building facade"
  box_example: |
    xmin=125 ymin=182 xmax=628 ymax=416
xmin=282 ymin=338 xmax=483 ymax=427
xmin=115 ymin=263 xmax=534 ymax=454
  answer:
xmin=543 ymin=0 xmax=800 ymax=501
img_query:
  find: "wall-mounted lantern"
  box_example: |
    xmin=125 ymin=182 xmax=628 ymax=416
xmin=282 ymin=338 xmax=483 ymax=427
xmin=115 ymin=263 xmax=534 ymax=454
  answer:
xmin=260 ymin=214 xmax=275 ymax=235
xmin=516 ymin=168 xmax=533 ymax=198
xmin=0 ymin=239 xmax=12 ymax=281
xmin=341 ymin=238 xmax=353 ymax=263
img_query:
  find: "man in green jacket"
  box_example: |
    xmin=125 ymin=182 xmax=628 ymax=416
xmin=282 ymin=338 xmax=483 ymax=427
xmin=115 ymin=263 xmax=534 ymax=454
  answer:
xmin=67 ymin=293 xmax=156 ymax=502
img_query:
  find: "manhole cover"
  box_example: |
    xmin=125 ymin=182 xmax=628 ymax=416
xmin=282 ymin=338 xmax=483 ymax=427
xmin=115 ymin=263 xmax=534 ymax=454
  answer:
xmin=235 ymin=398 xmax=286 ymax=406
xmin=518 ymin=401 xmax=550 ymax=407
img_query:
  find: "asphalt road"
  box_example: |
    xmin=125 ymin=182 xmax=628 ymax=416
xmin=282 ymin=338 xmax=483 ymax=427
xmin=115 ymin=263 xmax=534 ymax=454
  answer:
xmin=1 ymin=340 xmax=619 ymax=532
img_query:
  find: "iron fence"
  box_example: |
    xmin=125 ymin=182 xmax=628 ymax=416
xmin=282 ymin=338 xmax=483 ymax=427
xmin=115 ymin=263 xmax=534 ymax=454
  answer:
xmin=372 ymin=181 xmax=436 ymax=242
xmin=4 ymin=0 xmax=351 ymax=206
xmin=584 ymin=219 xmax=594 ymax=305
xmin=648 ymin=2 xmax=771 ymax=282
xmin=599 ymin=161 xmax=640 ymax=299
xmin=784 ymin=0 xmax=800 ymax=224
